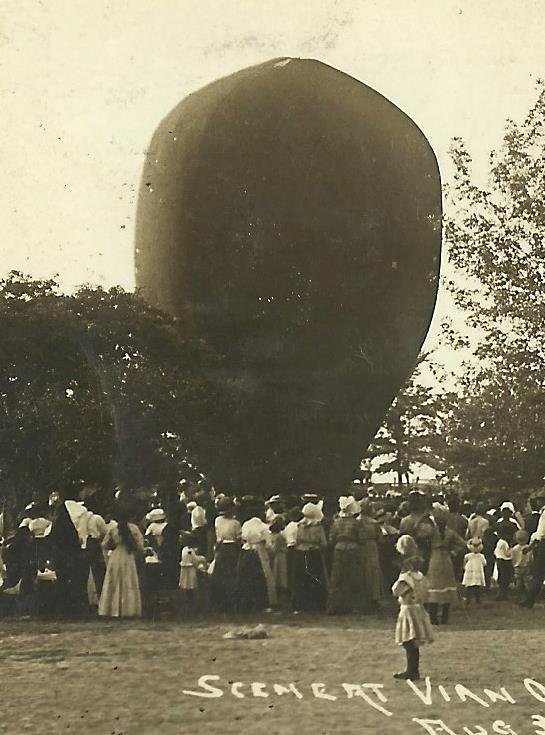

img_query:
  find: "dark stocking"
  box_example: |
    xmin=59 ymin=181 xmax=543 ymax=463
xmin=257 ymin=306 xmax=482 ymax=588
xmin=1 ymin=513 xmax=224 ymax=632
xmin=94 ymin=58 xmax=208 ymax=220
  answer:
xmin=401 ymin=640 xmax=420 ymax=679
xmin=441 ymin=604 xmax=450 ymax=624
xmin=428 ymin=602 xmax=438 ymax=624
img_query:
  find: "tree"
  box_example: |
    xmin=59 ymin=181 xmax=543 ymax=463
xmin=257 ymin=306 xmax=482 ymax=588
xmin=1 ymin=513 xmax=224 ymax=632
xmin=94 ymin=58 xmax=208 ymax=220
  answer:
xmin=442 ymin=80 xmax=545 ymax=491
xmin=0 ymin=273 xmax=229 ymax=510
xmin=366 ymin=353 xmax=449 ymax=484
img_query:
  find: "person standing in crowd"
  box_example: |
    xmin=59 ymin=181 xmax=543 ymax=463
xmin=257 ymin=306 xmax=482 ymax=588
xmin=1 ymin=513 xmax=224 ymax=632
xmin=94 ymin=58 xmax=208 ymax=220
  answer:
xmin=446 ymin=496 xmax=468 ymax=537
xmin=392 ymin=534 xmax=434 ymax=681
xmin=462 ymin=538 xmax=486 ymax=604
xmin=27 ymin=509 xmax=53 ymax=573
xmin=494 ymin=526 xmax=514 ymax=601
xmin=326 ymin=496 xmax=362 ymax=615
xmin=376 ymin=506 xmax=400 ymax=593
xmin=179 ymin=532 xmax=208 ymax=611
xmin=482 ymin=514 xmax=499 ymax=589
xmin=0 ymin=526 xmax=37 ymax=614
xmin=524 ymin=497 xmax=544 ymax=537
xmin=357 ymin=498 xmax=383 ymax=613
xmin=237 ymin=517 xmax=276 ymax=613
xmin=495 ymin=502 xmax=521 ymax=544
xmin=511 ymin=529 xmax=532 ymax=602
xmin=144 ymin=508 xmax=167 ymax=554
xmin=48 ymin=492 xmax=89 ymax=617
xmin=99 ymin=507 xmax=145 ymax=618
xmin=190 ymin=495 xmax=208 ymax=556
xmin=291 ymin=501 xmax=328 ymax=613
xmin=283 ymin=505 xmax=302 ymax=602
xmin=520 ymin=505 xmax=545 ymax=608
xmin=210 ymin=497 xmax=241 ymax=613
xmin=399 ymin=491 xmax=434 ymax=572
xmin=445 ymin=496 xmax=468 ymax=580
xmin=85 ymin=507 xmax=107 ymax=603
xmin=267 ymin=515 xmax=289 ymax=607
xmin=467 ymin=502 xmax=489 ymax=541
xmin=426 ymin=505 xmax=466 ymax=625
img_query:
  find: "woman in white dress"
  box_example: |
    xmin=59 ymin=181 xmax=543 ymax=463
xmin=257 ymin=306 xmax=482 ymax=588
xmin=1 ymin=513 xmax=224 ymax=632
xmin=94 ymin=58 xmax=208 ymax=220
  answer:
xmin=99 ymin=511 xmax=144 ymax=618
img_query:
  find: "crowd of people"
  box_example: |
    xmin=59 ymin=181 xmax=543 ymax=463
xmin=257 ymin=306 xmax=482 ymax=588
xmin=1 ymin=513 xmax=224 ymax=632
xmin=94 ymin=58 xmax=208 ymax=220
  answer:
xmin=1 ymin=482 xmax=545 ymax=623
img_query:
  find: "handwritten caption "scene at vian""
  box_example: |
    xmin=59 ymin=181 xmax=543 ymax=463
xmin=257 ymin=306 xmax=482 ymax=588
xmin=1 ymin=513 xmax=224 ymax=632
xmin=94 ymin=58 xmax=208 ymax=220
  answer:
xmin=182 ymin=675 xmax=545 ymax=735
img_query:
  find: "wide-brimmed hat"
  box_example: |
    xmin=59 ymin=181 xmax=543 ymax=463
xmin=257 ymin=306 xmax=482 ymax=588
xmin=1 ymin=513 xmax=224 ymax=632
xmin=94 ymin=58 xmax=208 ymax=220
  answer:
xmin=301 ymin=501 xmax=323 ymax=523
xmin=146 ymin=508 xmax=166 ymax=523
xmin=432 ymin=502 xmax=449 ymax=523
xmin=467 ymin=537 xmax=483 ymax=552
xmin=301 ymin=493 xmax=319 ymax=504
xmin=338 ymin=495 xmax=359 ymax=516
xmin=396 ymin=534 xmax=419 ymax=558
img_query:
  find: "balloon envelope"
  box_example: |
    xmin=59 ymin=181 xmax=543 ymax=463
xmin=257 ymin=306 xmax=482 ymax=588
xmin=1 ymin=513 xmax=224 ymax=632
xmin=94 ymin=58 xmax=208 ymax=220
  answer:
xmin=135 ymin=57 xmax=441 ymax=495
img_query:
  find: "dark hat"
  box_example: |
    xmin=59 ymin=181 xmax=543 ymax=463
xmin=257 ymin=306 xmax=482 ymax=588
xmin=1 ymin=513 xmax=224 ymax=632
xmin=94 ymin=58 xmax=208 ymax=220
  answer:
xmin=216 ymin=496 xmax=235 ymax=513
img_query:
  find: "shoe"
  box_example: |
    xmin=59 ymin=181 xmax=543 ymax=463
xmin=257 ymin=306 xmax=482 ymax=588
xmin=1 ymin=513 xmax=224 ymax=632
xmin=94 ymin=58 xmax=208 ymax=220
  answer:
xmin=393 ymin=671 xmax=420 ymax=681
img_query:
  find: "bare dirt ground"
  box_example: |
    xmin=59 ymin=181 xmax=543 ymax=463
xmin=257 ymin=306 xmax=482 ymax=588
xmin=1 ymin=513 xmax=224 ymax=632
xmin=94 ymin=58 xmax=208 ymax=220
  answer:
xmin=2 ymin=598 xmax=545 ymax=735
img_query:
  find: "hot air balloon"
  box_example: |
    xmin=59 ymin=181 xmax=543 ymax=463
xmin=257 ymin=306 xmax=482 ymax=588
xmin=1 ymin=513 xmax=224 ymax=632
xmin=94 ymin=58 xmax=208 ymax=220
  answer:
xmin=135 ymin=57 xmax=441 ymax=495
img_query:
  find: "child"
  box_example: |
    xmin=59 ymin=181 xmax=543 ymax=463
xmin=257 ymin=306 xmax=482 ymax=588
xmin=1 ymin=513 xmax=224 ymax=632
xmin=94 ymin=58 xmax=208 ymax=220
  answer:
xmin=462 ymin=538 xmax=486 ymax=603
xmin=494 ymin=528 xmax=514 ymax=600
xmin=179 ymin=533 xmax=208 ymax=609
xmin=511 ymin=529 xmax=532 ymax=601
xmin=392 ymin=535 xmax=434 ymax=681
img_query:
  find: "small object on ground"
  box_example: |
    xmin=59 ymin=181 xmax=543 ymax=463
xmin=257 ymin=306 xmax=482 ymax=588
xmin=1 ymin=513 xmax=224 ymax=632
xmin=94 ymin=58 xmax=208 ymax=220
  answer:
xmin=247 ymin=624 xmax=267 ymax=639
xmin=223 ymin=624 xmax=268 ymax=640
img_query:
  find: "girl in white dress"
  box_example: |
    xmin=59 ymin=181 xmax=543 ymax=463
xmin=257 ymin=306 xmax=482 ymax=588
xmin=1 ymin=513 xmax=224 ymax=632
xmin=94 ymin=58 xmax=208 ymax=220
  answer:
xmin=462 ymin=538 xmax=486 ymax=603
xmin=179 ymin=533 xmax=208 ymax=608
xmin=392 ymin=535 xmax=434 ymax=681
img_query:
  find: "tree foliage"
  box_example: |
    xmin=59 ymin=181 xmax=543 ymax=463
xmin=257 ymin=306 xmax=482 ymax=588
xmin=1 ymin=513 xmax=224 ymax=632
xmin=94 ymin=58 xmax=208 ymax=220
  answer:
xmin=366 ymin=353 xmax=450 ymax=484
xmin=0 ymin=273 xmax=227 ymax=509
xmin=441 ymin=81 xmax=545 ymax=490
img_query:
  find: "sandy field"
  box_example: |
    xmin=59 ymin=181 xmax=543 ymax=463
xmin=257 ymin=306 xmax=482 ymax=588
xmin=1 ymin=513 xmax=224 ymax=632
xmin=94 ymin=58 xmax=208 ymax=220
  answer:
xmin=2 ymin=599 xmax=545 ymax=735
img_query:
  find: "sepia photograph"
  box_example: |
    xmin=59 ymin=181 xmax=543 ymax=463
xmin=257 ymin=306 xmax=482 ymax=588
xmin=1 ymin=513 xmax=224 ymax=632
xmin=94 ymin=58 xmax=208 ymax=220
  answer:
xmin=1 ymin=1 xmax=545 ymax=733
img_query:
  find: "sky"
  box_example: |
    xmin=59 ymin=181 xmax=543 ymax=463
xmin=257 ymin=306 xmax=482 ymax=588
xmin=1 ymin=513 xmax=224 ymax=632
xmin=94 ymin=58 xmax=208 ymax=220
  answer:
xmin=2 ymin=0 xmax=544 ymax=343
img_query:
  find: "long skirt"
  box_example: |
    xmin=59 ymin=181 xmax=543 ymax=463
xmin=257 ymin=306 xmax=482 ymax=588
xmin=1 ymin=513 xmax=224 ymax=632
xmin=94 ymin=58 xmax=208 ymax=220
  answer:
xmin=427 ymin=548 xmax=459 ymax=604
xmin=291 ymin=549 xmax=328 ymax=612
xmin=54 ymin=550 xmax=89 ymax=618
xmin=395 ymin=603 xmax=434 ymax=646
xmin=237 ymin=549 xmax=268 ymax=613
xmin=211 ymin=542 xmax=240 ymax=612
xmin=362 ymin=540 xmax=383 ymax=605
xmin=98 ymin=546 xmax=142 ymax=618
xmin=327 ymin=546 xmax=363 ymax=614
xmin=272 ymin=550 xmax=288 ymax=593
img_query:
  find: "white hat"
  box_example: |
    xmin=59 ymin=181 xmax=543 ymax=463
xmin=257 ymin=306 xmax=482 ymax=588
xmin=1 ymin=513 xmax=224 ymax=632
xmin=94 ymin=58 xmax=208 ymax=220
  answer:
xmin=500 ymin=502 xmax=515 ymax=513
xmin=146 ymin=508 xmax=166 ymax=522
xmin=338 ymin=496 xmax=359 ymax=516
xmin=396 ymin=534 xmax=419 ymax=558
xmin=29 ymin=518 xmax=52 ymax=538
xmin=301 ymin=501 xmax=324 ymax=523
